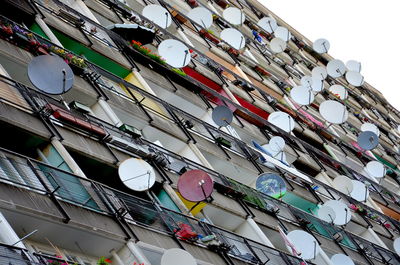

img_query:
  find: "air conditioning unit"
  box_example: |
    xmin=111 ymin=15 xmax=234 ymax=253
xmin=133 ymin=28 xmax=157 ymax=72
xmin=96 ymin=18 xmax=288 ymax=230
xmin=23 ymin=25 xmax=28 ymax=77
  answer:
xmin=106 ymin=135 xmax=149 ymax=157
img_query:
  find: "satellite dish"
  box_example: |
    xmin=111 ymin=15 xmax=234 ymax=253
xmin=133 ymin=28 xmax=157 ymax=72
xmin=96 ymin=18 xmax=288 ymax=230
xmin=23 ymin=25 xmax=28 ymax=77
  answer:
xmin=270 ymin=37 xmax=287 ymax=53
xmin=311 ymin=66 xmax=327 ymax=80
xmin=268 ymin=111 xmax=295 ymax=133
xmin=222 ymin=7 xmax=245 ymax=25
xmin=324 ymin=200 xmax=351 ymax=225
xmin=361 ymin=123 xmax=380 ymax=137
xmin=317 ymin=205 xmax=336 ymax=223
xmin=365 ymin=161 xmax=386 ymax=178
xmin=256 ymin=173 xmax=286 ymax=198
xmin=286 ymin=230 xmax=319 ymax=260
xmin=269 ymin=136 xmax=285 ymax=153
xmin=327 ymin=59 xmax=346 ymax=78
xmin=290 ymin=85 xmax=314 ymax=105
xmin=28 ymin=55 xmax=74 ymax=95
xmin=313 ymin=38 xmax=330 ymax=54
xmin=332 ymin=175 xmax=354 ymax=195
xmin=161 ymin=249 xmax=197 ymax=265
xmin=350 ymin=180 xmax=369 ymax=202
xmin=357 ymin=131 xmax=379 ymax=150
xmin=331 ymin=254 xmax=355 ymax=265
xmin=310 ymin=77 xmax=324 ymax=92
xmin=319 ymin=100 xmax=348 ymax=124
xmin=177 ymin=169 xmax=214 ymax=202
xmin=187 ymin=7 xmax=213 ymax=29
xmin=212 ymin=105 xmax=233 ymax=127
xmin=346 ymin=60 xmax=361 ymax=72
xmin=393 ymin=238 xmax=400 ymax=256
xmin=142 ymin=4 xmax=172 ymax=29
xmin=257 ymin=17 xmax=278 ymax=33
xmin=301 ymin=76 xmax=313 ymax=87
xmin=158 ymin=39 xmax=191 ymax=68
xmin=220 ymin=28 xmax=246 ymax=50
xmin=345 ymin=71 xmax=364 ymax=87
xmin=328 ymin=85 xmax=348 ymax=100
xmin=118 ymin=158 xmax=156 ymax=192
xmin=274 ymin=26 xmax=291 ymax=42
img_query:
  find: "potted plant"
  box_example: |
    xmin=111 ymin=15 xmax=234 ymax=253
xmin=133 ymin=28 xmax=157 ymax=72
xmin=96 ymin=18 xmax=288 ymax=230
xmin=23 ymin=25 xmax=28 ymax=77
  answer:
xmin=216 ymin=136 xmax=232 ymax=148
xmin=97 ymin=257 xmax=112 ymax=265
xmin=199 ymin=29 xmax=220 ymax=45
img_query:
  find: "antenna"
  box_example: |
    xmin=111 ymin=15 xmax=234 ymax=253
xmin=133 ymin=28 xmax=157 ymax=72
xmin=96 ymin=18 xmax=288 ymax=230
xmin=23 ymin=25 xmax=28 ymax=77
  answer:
xmin=118 ymin=158 xmax=156 ymax=191
xmin=187 ymin=7 xmax=213 ymax=29
xmin=223 ymin=7 xmax=246 ymax=25
xmin=142 ymin=4 xmax=172 ymax=29
xmin=158 ymin=39 xmax=192 ymax=68
xmin=257 ymin=16 xmax=278 ymax=33
xmin=313 ymin=38 xmax=330 ymax=54
xmin=28 ymin=55 xmax=74 ymax=95
xmin=220 ymin=28 xmax=246 ymax=50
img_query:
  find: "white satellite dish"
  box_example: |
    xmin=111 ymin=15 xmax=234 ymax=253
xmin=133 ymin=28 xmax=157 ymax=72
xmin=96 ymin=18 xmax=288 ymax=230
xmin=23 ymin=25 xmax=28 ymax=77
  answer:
xmin=331 ymin=254 xmax=355 ymax=265
xmin=327 ymin=59 xmax=346 ymax=78
xmin=220 ymin=28 xmax=246 ymax=50
xmin=187 ymin=7 xmax=213 ymax=29
xmin=142 ymin=4 xmax=172 ymax=29
xmin=319 ymin=100 xmax=348 ymax=124
xmin=317 ymin=205 xmax=336 ymax=223
xmin=311 ymin=66 xmax=327 ymax=80
xmin=361 ymin=123 xmax=380 ymax=137
xmin=269 ymin=136 xmax=285 ymax=153
xmin=350 ymin=180 xmax=369 ymax=202
xmin=270 ymin=37 xmax=287 ymax=53
xmin=393 ymin=238 xmax=400 ymax=256
xmin=311 ymin=77 xmax=324 ymax=92
xmin=346 ymin=60 xmax=361 ymax=73
xmin=161 ymin=249 xmax=197 ymax=265
xmin=158 ymin=39 xmax=191 ymax=68
xmin=290 ymin=85 xmax=314 ymax=106
xmin=274 ymin=26 xmax=291 ymax=42
xmin=345 ymin=71 xmax=364 ymax=87
xmin=365 ymin=161 xmax=386 ymax=179
xmin=301 ymin=76 xmax=313 ymax=87
xmin=332 ymin=175 xmax=354 ymax=195
xmin=328 ymin=85 xmax=348 ymax=100
xmin=223 ymin=7 xmax=245 ymax=25
xmin=286 ymin=230 xmax=319 ymax=260
xmin=268 ymin=111 xmax=295 ymax=133
xmin=324 ymin=200 xmax=351 ymax=225
xmin=313 ymin=38 xmax=330 ymax=54
xmin=257 ymin=16 xmax=278 ymax=33
xmin=118 ymin=158 xmax=156 ymax=192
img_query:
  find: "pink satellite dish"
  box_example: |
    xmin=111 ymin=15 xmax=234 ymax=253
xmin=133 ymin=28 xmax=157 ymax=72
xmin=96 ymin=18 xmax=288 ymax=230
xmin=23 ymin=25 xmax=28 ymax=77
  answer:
xmin=178 ymin=169 xmax=214 ymax=202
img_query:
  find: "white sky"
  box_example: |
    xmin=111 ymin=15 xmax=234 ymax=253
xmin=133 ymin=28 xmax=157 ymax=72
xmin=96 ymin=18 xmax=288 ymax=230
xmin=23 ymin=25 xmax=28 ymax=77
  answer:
xmin=261 ymin=0 xmax=400 ymax=110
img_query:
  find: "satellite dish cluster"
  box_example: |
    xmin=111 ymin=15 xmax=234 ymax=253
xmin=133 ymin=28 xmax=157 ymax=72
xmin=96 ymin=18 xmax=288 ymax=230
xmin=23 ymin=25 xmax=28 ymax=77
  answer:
xmin=257 ymin=16 xmax=291 ymax=53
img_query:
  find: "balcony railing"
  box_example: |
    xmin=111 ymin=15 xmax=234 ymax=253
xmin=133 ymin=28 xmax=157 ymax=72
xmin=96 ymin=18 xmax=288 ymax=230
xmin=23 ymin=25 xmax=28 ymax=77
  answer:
xmin=0 ymin=145 xmax=310 ymax=265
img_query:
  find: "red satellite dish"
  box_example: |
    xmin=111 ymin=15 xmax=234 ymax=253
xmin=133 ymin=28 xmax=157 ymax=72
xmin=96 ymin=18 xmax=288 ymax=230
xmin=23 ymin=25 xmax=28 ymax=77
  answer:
xmin=177 ymin=169 xmax=214 ymax=202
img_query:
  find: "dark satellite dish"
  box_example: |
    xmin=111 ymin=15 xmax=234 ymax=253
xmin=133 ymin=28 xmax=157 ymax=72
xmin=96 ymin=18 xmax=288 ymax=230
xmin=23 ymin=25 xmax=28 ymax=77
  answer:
xmin=212 ymin=105 xmax=233 ymax=127
xmin=107 ymin=23 xmax=155 ymax=45
xmin=177 ymin=169 xmax=214 ymax=202
xmin=28 ymin=55 xmax=74 ymax=95
xmin=357 ymin=131 xmax=379 ymax=150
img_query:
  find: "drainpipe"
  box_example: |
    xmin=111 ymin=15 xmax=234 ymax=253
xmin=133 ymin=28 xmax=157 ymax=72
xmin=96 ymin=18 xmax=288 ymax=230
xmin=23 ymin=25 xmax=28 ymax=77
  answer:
xmin=34 ymin=15 xmax=63 ymax=47
xmin=188 ymin=142 xmax=214 ymax=169
xmin=0 ymin=211 xmax=25 ymax=249
xmin=222 ymin=84 xmax=241 ymax=106
xmin=131 ymin=69 xmax=157 ymax=96
xmin=51 ymin=138 xmax=87 ymax=178
xmin=110 ymin=249 xmax=124 ymax=265
xmin=162 ymin=182 xmax=193 ymax=217
xmin=126 ymin=241 xmax=151 ymax=265
xmin=246 ymin=217 xmax=274 ymax=248
xmin=97 ymin=97 xmax=123 ymax=127
xmin=177 ymin=29 xmax=194 ymax=47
